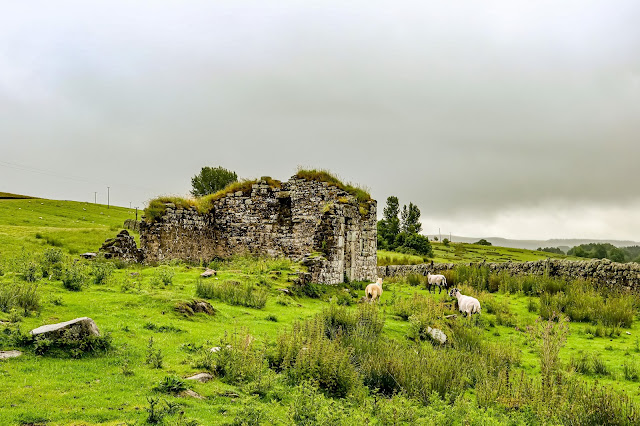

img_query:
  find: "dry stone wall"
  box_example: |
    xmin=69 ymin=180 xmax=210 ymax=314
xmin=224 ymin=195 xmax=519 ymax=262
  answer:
xmin=378 ymin=258 xmax=640 ymax=290
xmin=140 ymin=176 xmax=378 ymax=284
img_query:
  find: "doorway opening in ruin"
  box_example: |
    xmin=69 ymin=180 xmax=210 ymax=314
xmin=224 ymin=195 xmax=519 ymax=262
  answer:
xmin=277 ymin=196 xmax=292 ymax=228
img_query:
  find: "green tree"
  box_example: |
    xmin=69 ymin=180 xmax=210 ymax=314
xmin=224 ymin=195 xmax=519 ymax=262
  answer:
xmin=378 ymin=196 xmax=401 ymax=250
xmin=383 ymin=196 xmax=400 ymax=238
xmin=190 ymin=166 xmax=238 ymax=197
xmin=474 ymin=239 xmax=492 ymax=246
xmin=400 ymin=202 xmax=422 ymax=234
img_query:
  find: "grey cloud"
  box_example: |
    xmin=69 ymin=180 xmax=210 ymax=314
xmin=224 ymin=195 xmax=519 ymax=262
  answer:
xmin=1 ymin=1 xmax=639 ymax=238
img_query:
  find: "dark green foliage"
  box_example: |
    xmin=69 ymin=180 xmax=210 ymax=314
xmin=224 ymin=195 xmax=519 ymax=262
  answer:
xmin=568 ymin=242 xmax=640 ymax=263
xmin=537 ymin=246 xmax=564 ymax=255
xmin=377 ymin=196 xmax=431 ymax=256
xmin=474 ymin=239 xmax=492 ymax=246
xmin=190 ymin=166 xmax=238 ymax=197
xmin=400 ymin=202 xmax=422 ymax=234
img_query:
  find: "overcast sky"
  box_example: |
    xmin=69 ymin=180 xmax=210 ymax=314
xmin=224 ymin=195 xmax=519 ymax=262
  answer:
xmin=1 ymin=1 xmax=639 ymax=241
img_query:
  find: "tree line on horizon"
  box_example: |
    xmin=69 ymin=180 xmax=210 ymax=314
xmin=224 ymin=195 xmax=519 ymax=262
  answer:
xmin=537 ymin=243 xmax=640 ymax=263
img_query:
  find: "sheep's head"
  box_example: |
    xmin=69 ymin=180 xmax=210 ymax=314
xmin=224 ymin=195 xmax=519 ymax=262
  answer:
xmin=448 ymin=288 xmax=459 ymax=297
xmin=377 ymin=277 xmax=383 ymax=285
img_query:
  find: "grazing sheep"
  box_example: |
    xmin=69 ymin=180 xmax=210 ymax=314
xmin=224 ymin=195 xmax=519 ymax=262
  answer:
xmin=365 ymin=278 xmax=383 ymax=302
xmin=448 ymin=288 xmax=481 ymax=316
xmin=427 ymin=273 xmax=448 ymax=294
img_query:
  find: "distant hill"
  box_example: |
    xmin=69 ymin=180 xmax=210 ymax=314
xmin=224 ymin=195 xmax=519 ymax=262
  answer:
xmin=0 ymin=192 xmax=37 ymax=199
xmin=427 ymin=235 xmax=640 ymax=252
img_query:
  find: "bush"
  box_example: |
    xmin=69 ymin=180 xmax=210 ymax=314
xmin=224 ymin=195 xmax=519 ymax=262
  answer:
xmin=61 ymin=262 xmax=88 ymax=291
xmin=24 ymin=329 xmax=112 ymax=358
xmin=150 ymin=266 xmax=175 ymax=287
xmin=41 ymin=248 xmax=65 ymax=279
xmin=213 ymin=333 xmax=266 ymax=385
xmin=91 ymin=261 xmax=115 ymax=284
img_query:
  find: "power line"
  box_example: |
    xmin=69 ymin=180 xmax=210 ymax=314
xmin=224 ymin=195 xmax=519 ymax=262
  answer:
xmin=0 ymin=160 xmax=155 ymax=192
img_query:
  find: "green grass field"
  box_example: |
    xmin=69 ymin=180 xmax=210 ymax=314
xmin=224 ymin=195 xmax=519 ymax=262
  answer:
xmin=1 ymin=198 xmax=639 ymax=425
xmin=378 ymin=241 xmax=578 ymax=266
xmin=0 ymin=198 xmax=138 ymax=258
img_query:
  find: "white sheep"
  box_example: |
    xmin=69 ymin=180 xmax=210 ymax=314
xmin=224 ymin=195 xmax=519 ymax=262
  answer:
xmin=365 ymin=278 xmax=383 ymax=302
xmin=427 ymin=273 xmax=448 ymax=294
xmin=448 ymin=288 xmax=481 ymax=316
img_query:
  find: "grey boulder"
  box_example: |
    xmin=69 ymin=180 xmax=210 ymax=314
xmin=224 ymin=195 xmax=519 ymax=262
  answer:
xmin=30 ymin=317 xmax=100 ymax=339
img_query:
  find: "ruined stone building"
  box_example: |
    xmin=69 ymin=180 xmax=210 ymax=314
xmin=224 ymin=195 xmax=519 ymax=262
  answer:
xmin=137 ymin=175 xmax=377 ymax=284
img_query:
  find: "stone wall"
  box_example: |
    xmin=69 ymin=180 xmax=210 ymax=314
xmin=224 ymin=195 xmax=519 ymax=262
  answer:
xmin=378 ymin=258 xmax=640 ymax=290
xmin=139 ymin=176 xmax=378 ymax=284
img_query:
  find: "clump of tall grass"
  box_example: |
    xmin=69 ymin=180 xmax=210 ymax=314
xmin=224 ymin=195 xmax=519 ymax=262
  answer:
xmin=196 ymin=279 xmax=268 ymax=309
xmin=0 ymin=282 xmax=40 ymax=315
xmin=391 ymin=293 xmax=444 ymax=321
xmin=538 ymin=280 xmax=637 ymax=327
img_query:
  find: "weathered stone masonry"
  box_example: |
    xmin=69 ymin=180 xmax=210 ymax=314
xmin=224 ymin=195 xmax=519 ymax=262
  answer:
xmin=378 ymin=258 xmax=640 ymax=290
xmin=139 ymin=177 xmax=378 ymax=284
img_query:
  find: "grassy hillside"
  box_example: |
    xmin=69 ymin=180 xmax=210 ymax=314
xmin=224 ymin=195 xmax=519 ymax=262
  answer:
xmin=0 ymin=192 xmax=37 ymax=199
xmin=379 ymin=241 xmax=578 ymax=266
xmin=1 ymin=199 xmax=639 ymax=425
xmin=0 ymin=198 xmax=138 ymax=258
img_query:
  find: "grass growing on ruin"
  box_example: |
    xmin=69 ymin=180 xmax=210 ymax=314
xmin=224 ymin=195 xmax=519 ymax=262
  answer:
xmin=144 ymin=170 xmax=373 ymax=224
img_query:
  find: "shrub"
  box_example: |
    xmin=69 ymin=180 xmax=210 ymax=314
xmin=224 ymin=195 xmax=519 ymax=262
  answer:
xmin=25 ymin=329 xmax=112 ymax=358
xmin=61 ymin=262 xmax=88 ymax=291
xmin=91 ymin=261 xmax=115 ymax=284
xmin=41 ymin=248 xmax=65 ymax=279
xmin=213 ymin=333 xmax=266 ymax=385
xmin=288 ymin=381 xmax=354 ymax=425
xmin=150 ymin=266 xmax=175 ymax=287
xmin=273 ymin=318 xmax=362 ymax=398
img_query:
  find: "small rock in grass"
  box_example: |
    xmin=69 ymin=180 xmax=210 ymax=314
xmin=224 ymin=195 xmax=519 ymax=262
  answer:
xmin=185 ymin=373 xmax=213 ymax=383
xmin=182 ymin=389 xmax=204 ymax=399
xmin=200 ymin=269 xmax=217 ymax=278
xmin=0 ymin=351 xmax=22 ymax=360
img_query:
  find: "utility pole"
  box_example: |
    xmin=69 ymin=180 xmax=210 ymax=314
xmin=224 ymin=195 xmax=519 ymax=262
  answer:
xmin=107 ymin=186 xmax=110 ymax=209
xmin=439 ymin=228 xmax=441 ymax=242
xmin=94 ymin=192 xmax=97 ymax=204
xmin=129 ymin=202 xmax=132 ymax=209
